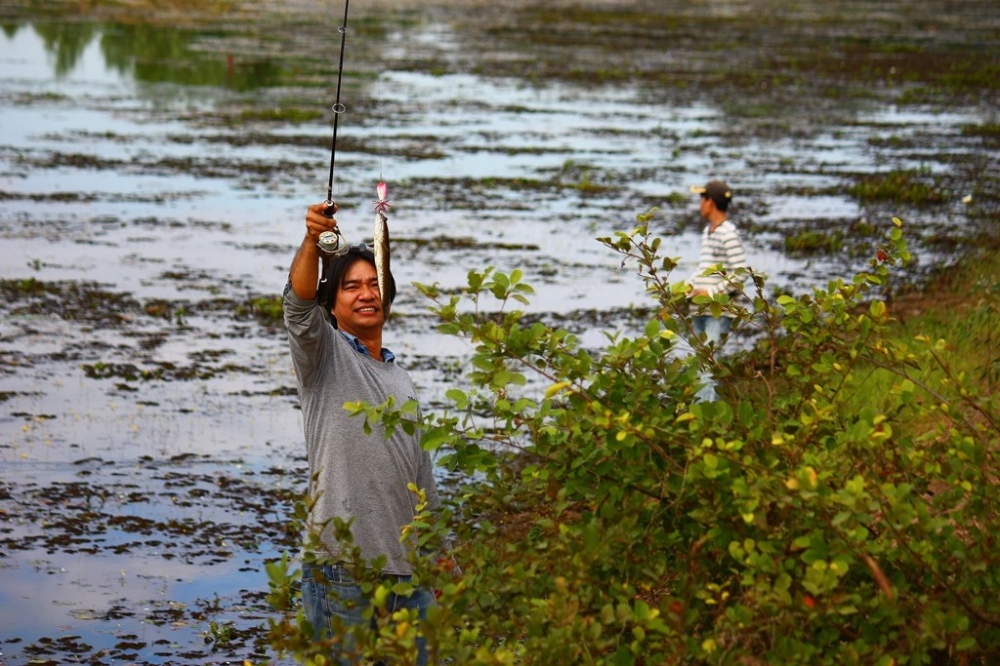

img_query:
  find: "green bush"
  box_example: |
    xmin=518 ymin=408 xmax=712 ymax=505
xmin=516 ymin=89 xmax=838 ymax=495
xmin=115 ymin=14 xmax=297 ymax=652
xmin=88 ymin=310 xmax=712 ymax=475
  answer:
xmin=267 ymin=214 xmax=1000 ymax=665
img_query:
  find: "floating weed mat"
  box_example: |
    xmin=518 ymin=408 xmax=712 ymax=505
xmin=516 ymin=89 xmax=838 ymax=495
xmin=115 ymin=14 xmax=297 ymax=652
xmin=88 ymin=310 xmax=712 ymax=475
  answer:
xmin=2 ymin=456 xmax=298 ymax=560
xmin=1 ymin=277 xmax=282 ymax=329
xmin=0 ymin=455 xmax=303 ymax=664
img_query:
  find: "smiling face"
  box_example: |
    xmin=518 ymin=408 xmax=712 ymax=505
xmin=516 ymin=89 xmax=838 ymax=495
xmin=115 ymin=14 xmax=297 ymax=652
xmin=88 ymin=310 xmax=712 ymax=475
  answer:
xmin=331 ymin=258 xmax=384 ymax=337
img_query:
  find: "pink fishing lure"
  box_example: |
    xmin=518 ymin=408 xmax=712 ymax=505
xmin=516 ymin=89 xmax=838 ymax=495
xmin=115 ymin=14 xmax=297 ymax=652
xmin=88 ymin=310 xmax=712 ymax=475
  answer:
xmin=372 ymin=181 xmax=392 ymax=215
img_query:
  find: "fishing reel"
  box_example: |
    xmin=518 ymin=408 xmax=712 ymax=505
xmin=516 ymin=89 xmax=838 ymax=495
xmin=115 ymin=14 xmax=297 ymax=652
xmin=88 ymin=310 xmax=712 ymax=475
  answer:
xmin=317 ymin=199 xmax=349 ymax=256
xmin=315 ymin=199 xmax=344 ymax=316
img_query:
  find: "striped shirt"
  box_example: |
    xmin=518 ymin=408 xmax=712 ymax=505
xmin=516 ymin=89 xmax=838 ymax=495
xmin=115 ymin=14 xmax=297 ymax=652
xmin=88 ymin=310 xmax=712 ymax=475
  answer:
xmin=689 ymin=219 xmax=748 ymax=299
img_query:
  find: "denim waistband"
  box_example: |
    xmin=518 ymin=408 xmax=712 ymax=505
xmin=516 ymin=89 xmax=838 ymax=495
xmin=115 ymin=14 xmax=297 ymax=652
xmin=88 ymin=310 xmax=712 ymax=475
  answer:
xmin=304 ymin=561 xmax=412 ymax=583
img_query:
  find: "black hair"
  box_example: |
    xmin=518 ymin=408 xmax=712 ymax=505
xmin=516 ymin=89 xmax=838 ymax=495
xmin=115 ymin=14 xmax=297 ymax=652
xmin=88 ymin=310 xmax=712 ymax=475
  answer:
xmin=317 ymin=245 xmax=397 ymax=322
xmin=704 ymin=193 xmax=731 ymax=213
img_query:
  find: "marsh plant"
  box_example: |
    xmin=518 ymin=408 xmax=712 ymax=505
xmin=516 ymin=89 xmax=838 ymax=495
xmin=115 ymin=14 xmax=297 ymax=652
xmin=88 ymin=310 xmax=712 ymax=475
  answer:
xmin=267 ymin=214 xmax=1000 ymax=665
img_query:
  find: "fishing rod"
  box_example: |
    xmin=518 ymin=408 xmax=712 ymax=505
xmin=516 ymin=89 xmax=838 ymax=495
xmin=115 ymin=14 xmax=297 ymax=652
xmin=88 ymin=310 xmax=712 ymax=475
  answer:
xmin=317 ymin=0 xmax=351 ymax=255
xmin=314 ymin=0 xmax=392 ymax=324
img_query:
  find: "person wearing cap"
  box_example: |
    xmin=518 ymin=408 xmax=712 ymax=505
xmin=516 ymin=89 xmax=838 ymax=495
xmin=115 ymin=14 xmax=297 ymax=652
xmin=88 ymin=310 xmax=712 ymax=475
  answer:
xmin=283 ymin=201 xmax=443 ymax=665
xmin=687 ymin=179 xmax=748 ymax=402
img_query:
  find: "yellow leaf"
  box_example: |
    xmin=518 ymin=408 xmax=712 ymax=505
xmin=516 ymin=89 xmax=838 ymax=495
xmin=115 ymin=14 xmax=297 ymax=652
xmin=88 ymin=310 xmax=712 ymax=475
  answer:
xmin=544 ymin=381 xmax=571 ymax=399
xmin=806 ymin=467 xmax=818 ymax=489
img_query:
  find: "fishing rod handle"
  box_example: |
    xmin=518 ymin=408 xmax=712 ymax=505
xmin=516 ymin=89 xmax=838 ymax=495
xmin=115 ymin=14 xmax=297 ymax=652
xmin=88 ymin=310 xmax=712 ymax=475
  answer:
xmin=317 ymin=199 xmax=349 ymax=256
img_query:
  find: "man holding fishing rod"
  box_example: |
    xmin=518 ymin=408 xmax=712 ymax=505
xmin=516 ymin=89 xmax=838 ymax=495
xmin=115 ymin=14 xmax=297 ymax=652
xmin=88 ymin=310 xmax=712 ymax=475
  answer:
xmin=283 ymin=201 xmax=441 ymax=665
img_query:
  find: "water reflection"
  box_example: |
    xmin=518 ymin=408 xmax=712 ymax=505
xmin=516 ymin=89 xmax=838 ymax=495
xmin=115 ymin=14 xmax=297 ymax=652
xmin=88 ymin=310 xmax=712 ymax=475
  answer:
xmin=27 ymin=21 xmax=98 ymax=76
xmin=2 ymin=19 xmax=280 ymax=89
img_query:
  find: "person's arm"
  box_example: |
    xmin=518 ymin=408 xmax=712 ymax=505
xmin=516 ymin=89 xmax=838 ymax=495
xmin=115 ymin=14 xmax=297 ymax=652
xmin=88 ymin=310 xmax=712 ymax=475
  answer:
xmin=689 ymin=227 xmax=714 ymax=297
xmin=722 ymin=225 xmax=748 ymax=293
xmin=289 ymin=202 xmax=339 ymax=300
xmin=283 ymin=203 xmax=341 ymax=388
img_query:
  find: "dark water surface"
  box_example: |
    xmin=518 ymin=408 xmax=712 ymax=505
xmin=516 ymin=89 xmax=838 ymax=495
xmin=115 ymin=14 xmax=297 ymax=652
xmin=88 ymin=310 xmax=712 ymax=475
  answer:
xmin=1 ymin=0 xmax=997 ymax=663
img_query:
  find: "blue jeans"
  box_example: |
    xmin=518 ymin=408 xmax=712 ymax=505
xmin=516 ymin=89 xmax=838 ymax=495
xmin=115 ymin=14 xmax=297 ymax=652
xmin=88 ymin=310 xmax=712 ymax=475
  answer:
xmin=301 ymin=562 xmax=433 ymax=666
xmin=692 ymin=315 xmax=733 ymax=402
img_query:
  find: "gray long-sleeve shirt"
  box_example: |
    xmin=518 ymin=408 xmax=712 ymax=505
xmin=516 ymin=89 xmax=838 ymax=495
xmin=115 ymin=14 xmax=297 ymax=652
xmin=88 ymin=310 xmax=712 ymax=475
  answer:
xmin=283 ymin=285 xmax=440 ymax=575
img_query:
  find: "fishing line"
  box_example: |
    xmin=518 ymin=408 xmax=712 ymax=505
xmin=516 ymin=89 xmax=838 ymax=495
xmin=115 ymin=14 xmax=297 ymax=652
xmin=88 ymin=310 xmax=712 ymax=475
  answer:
xmin=376 ymin=74 xmax=384 ymax=182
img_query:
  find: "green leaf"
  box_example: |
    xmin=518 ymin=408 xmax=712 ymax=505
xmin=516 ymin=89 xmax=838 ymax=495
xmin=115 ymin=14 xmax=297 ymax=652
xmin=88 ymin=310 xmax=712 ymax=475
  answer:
xmin=421 ymin=428 xmax=452 ymax=451
xmin=446 ymin=388 xmax=470 ymax=409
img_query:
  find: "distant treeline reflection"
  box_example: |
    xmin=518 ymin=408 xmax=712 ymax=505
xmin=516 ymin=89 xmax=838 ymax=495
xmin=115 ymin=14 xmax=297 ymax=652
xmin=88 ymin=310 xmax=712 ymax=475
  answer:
xmin=3 ymin=20 xmax=279 ymax=90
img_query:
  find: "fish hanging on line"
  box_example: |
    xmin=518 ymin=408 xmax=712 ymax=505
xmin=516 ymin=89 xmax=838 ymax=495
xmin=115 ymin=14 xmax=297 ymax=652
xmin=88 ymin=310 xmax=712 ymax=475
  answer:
xmin=372 ymin=181 xmax=391 ymax=320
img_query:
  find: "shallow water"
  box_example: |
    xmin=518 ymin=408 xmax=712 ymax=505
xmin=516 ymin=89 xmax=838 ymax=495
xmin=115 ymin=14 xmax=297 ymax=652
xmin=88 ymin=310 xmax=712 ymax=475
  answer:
xmin=1 ymin=2 xmax=997 ymax=663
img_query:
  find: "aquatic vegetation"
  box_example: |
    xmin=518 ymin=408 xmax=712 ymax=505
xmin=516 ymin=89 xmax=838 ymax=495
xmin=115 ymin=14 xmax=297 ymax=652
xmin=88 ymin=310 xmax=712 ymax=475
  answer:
xmin=237 ymin=295 xmax=284 ymax=325
xmin=784 ymin=229 xmax=844 ymax=255
xmin=848 ymin=169 xmax=949 ymax=205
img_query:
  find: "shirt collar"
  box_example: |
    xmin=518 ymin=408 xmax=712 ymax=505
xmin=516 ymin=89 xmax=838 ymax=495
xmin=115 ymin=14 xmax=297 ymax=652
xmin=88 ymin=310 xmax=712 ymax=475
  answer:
xmin=338 ymin=330 xmax=395 ymax=363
